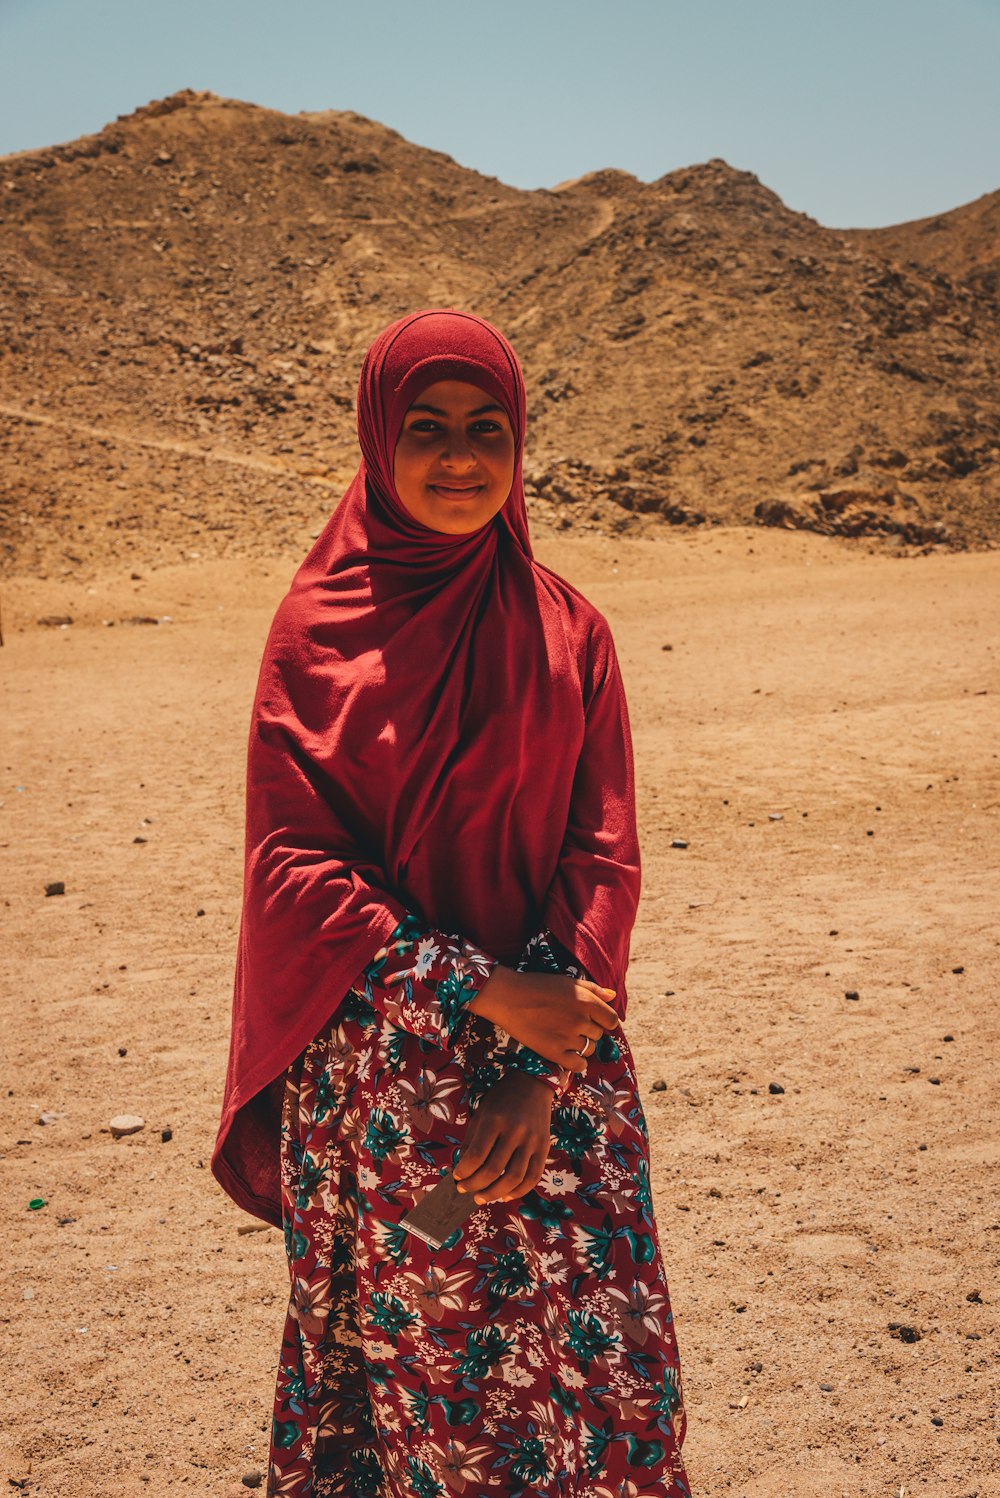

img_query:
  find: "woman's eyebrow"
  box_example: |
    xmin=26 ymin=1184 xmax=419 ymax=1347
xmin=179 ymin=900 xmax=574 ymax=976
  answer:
xmin=407 ymin=402 xmax=506 ymax=417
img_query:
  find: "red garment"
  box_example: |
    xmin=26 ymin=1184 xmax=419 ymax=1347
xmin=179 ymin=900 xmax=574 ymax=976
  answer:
xmin=212 ymin=310 xmax=641 ymax=1225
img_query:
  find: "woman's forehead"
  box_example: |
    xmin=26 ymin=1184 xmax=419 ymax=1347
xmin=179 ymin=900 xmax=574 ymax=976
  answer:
xmin=405 ymin=380 xmax=509 ymax=417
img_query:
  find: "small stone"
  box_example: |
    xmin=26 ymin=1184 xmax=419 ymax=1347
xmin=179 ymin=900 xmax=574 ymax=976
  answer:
xmin=952 ymin=966 xmax=964 ymax=974
xmin=768 ymin=1082 xmax=785 ymax=1095
xmin=768 ymin=812 xmax=784 ymax=821
xmin=928 ymin=1077 xmax=941 ymax=1085
xmin=650 ymin=1079 xmax=667 ymax=1092
xmin=196 ymin=908 xmax=206 ymax=917
xmin=109 ymin=1114 xmax=145 ymax=1138
xmin=931 ymin=1416 xmax=943 ymax=1427
xmin=966 ymin=1289 xmax=982 ymax=1304
xmin=943 ymin=1034 xmax=954 ymax=1042
xmin=670 ymin=838 xmax=689 ymax=849
xmin=133 ymin=836 xmax=148 ymax=844
xmin=161 ymin=1127 xmax=173 ymax=1143
xmin=889 ymin=1323 xmax=921 ymax=1343
xmin=819 ymin=1382 xmax=833 ymax=1392
xmin=241 ymin=1474 xmax=262 ymax=1490
xmin=661 ymin=643 xmax=673 ymax=651
xmin=44 ymin=881 xmax=66 ymax=897
xmin=118 ymin=1047 xmax=127 ymax=1057
xmin=37 ymin=615 xmax=73 ymax=627
xmin=37 ymin=1112 xmax=62 ymax=1125
xmin=844 ymin=990 xmax=859 ymax=1001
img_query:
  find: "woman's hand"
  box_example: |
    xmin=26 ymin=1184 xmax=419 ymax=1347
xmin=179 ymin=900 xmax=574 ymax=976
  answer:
xmin=468 ymin=966 xmax=619 ymax=1073
xmin=453 ymin=1072 xmax=554 ymax=1204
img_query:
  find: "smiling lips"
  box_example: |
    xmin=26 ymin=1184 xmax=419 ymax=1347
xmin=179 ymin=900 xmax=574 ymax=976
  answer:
xmin=430 ymin=482 xmax=483 ymax=500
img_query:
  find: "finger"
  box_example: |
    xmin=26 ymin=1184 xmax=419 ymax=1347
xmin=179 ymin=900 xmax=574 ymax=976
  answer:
xmin=453 ymin=1122 xmax=503 ymax=1185
xmin=464 ymin=1141 xmax=527 ymax=1200
xmin=456 ymin=1136 xmax=521 ymax=1195
xmin=581 ymin=980 xmax=617 ymax=1002
xmin=472 ymin=1147 xmax=532 ymax=1203
xmin=583 ymin=997 xmax=621 ymax=1030
xmin=500 ymin=1145 xmax=549 ymax=1201
xmin=508 ymin=1144 xmax=553 ymax=1204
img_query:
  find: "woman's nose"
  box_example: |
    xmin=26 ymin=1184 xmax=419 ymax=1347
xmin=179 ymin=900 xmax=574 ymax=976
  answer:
xmin=440 ymin=431 xmax=475 ymax=468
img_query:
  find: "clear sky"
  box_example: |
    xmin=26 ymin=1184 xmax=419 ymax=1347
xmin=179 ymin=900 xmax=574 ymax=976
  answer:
xmin=1 ymin=0 xmax=998 ymax=229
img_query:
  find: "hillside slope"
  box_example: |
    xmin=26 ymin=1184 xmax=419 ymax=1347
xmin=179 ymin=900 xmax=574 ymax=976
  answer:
xmin=2 ymin=90 xmax=998 ymax=575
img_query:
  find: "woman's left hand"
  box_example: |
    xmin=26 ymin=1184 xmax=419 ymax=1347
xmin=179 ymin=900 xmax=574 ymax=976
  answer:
xmin=453 ymin=1072 xmax=554 ymax=1205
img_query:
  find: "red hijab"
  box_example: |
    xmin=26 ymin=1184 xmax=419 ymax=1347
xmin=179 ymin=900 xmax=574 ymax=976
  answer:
xmin=212 ymin=310 xmax=640 ymax=1223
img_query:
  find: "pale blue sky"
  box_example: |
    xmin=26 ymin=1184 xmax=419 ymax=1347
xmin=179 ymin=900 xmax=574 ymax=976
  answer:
xmin=1 ymin=0 xmax=998 ymax=228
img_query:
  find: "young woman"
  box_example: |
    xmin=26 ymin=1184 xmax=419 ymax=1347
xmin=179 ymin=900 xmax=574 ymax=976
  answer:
xmin=213 ymin=310 xmax=689 ymax=1498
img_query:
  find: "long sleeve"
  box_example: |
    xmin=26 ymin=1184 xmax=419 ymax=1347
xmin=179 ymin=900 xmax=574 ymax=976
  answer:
xmin=355 ymin=912 xmax=497 ymax=1050
xmin=542 ymin=618 xmax=640 ymax=1013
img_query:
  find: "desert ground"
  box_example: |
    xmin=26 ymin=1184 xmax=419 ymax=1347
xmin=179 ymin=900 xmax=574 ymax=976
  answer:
xmin=1 ymin=521 xmax=997 ymax=1497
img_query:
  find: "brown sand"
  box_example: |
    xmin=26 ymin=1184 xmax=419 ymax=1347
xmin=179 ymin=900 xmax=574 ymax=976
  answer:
xmin=2 ymin=524 xmax=998 ymax=1495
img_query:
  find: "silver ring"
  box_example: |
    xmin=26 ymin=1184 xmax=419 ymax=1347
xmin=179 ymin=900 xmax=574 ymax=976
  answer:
xmin=578 ymin=1036 xmax=593 ymax=1057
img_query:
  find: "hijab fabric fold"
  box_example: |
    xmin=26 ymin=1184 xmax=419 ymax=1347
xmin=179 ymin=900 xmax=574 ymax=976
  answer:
xmin=213 ymin=309 xmax=640 ymax=1223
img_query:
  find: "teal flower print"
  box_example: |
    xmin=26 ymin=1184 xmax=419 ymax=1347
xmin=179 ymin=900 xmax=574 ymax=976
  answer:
xmin=453 ymin=1324 xmax=516 ymax=1380
xmin=434 ymin=967 xmax=478 ymax=1042
xmin=405 ymin=1454 xmax=445 ymax=1498
xmin=271 ymin=1416 xmax=299 ymax=1451
xmin=549 ymin=1372 xmax=580 ymax=1420
xmin=633 ymin=1154 xmax=654 ymax=1221
xmin=551 ymin=1104 xmax=602 ymax=1162
xmin=349 ymin=1449 xmax=383 ymax=1491
xmin=311 ymin=1067 xmax=337 ymax=1124
xmin=484 ymin=1248 xmax=532 ymax=1301
xmin=363 ymin=1107 xmax=407 ymax=1164
xmin=294 ymin=1150 xmax=327 ymax=1211
xmin=626 ymin=1433 xmax=666 ymax=1468
xmin=566 ymin=1308 xmax=619 ymax=1368
xmin=368 ymin=1291 xmax=418 ymax=1343
xmin=653 ymin=1365 xmax=683 ymax=1422
xmin=509 ymin=1434 xmax=549 ymax=1484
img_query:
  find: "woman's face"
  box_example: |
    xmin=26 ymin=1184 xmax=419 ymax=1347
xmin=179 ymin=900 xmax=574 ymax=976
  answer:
xmin=393 ymin=380 xmax=516 ymax=534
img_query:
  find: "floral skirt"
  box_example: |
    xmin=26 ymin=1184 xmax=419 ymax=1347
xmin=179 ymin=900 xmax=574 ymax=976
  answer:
xmin=268 ymin=991 xmax=689 ymax=1498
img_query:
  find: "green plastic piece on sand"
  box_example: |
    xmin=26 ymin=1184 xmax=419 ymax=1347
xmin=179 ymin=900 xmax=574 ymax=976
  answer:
xmin=28 ymin=1198 xmax=46 ymax=1210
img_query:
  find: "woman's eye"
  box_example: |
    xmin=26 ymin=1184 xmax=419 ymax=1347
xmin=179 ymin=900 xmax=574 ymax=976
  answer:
xmin=408 ymin=420 xmax=440 ymax=433
xmin=472 ymin=421 xmax=502 ymax=434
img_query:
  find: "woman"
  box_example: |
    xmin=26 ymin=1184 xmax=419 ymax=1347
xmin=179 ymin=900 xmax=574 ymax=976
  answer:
xmin=213 ymin=309 xmax=689 ymax=1498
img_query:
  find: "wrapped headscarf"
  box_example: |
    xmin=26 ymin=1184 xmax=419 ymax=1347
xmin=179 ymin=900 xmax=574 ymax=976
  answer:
xmin=212 ymin=309 xmax=640 ymax=1222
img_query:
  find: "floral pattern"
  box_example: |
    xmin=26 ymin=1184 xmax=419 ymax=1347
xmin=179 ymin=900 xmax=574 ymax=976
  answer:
xmin=268 ymin=924 xmax=688 ymax=1497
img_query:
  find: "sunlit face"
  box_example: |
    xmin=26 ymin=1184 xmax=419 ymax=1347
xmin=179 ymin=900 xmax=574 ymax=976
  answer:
xmin=392 ymin=380 xmax=517 ymax=535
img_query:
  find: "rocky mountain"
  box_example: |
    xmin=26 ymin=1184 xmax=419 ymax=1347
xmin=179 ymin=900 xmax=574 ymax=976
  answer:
xmin=2 ymin=89 xmax=998 ymax=576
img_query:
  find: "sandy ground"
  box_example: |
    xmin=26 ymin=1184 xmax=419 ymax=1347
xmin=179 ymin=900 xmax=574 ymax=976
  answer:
xmin=1 ymin=525 xmax=998 ymax=1497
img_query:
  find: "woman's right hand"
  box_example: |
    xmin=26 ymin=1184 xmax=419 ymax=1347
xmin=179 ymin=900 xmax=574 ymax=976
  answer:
xmin=467 ymin=966 xmax=619 ymax=1073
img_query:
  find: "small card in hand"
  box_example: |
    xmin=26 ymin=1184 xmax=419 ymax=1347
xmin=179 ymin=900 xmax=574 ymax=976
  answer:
xmin=401 ymin=1171 xmax=482 ymax=1251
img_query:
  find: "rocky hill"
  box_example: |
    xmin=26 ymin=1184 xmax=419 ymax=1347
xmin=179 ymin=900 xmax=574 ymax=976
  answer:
xmin=2 ymin=89 xmax=998 ymax=576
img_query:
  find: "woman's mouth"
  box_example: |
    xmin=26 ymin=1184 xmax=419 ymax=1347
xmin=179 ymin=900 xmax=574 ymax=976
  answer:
xmin=430 ymin=483 xmax=483 ymax=500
